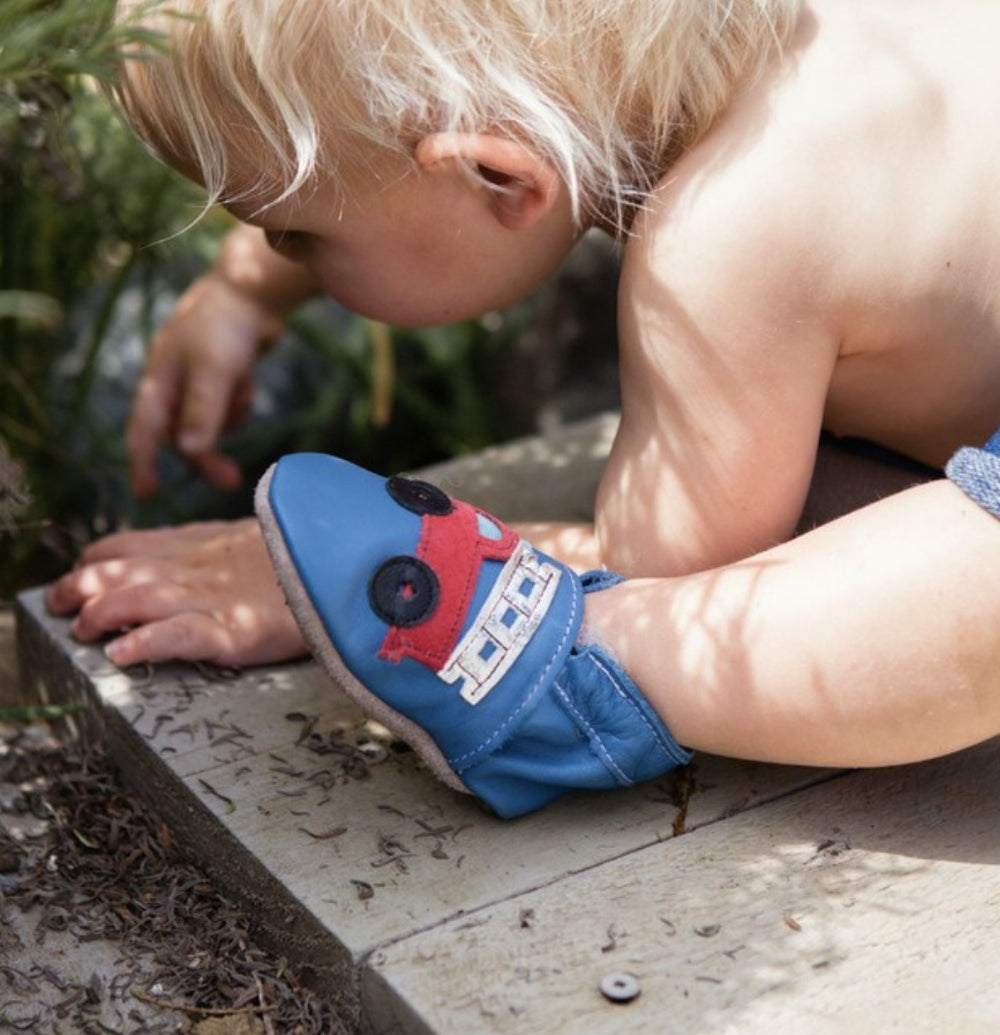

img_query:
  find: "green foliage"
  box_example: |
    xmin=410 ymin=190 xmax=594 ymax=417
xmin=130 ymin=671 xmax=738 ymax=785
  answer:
xmin=0 ymin=0 xmax=157 ymax=108
xmin=0 ymin=0 xmax=217 ymax=597
xmin=297 ymin=316 xmax=529 ymax=457
xmin=0 ymin=701 xmax=86 ymax=721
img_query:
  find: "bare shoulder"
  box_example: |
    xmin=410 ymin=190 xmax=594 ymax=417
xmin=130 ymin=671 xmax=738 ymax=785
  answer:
xmin=623 ymin=0 xmax=1000 ymax=359
xmin=626 ymin=147 xmax=827 ymax=330
xmin=623 ymin=71 xmax=839 ymax=347
xmin=619 ymin=74 xmax=842 ymax=375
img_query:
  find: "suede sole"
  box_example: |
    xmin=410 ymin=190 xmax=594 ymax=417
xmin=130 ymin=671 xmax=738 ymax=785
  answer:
xmin=255 ymin=464 xmax=471 ymax=797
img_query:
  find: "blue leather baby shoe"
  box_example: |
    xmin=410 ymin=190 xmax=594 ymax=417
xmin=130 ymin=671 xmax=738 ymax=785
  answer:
xmin=256 ymin=453 xmax=691 ymax=817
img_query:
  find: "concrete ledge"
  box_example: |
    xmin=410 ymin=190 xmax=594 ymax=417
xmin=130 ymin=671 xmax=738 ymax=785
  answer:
xmin=15 ymin=414 xmax=1000 ymax=1032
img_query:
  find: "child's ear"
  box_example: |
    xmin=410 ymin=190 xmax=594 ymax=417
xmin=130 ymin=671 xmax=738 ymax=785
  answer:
xmin=415 ymin=133 xmax=561 ymax=230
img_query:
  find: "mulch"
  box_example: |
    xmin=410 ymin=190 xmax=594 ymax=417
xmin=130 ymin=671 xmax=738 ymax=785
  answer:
xmin=0 ymin=721 xmax=354 ymax=1034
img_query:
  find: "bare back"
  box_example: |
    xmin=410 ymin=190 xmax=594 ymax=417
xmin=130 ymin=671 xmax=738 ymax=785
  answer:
xmin=600 ymin=0 xmax=1000 ymax=575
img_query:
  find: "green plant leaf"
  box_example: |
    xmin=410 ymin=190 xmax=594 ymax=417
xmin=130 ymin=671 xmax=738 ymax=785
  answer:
xmin=0 ymin=289 xmax=62 ymax=329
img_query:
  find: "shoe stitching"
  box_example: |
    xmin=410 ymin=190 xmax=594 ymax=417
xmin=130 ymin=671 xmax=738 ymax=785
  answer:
xmin=449 ymin=578 xmax=581 ymax=770
xmin=589 ymin=651 xmax=674 ymax=763
xmin=553 ymin=680 xmax=631 ymax=785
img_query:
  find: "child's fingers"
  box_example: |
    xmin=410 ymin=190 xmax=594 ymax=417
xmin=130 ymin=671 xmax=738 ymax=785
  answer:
xmin=102 ymin=603 xmax=306 ymax=669
xmin=104 ymin=612 xmax=241 ymax=668
xmin=45 ymin=558 xmax=159 ymax=615
xmin=47 ymin=516 xmax=305 ymax=669
xmin=47 ymin=543 xmax=214 ymax=615
xmin=68 ymin=578 xmax=195 ymax=644
xmin=173 ymin=360 xmax=253 ymax=492
xmin=76 ymin=533 xmax=164 ymax=566
xmin=44 ymin=576 xmax=84 ymax=616
xmin=175 ymin=352 xmax=249 ymax=459
xmin=192 ymin=448 xmax=245 ymax=493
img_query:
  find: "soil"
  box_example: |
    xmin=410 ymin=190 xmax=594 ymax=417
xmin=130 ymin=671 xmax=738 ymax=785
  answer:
xmin=0 ymin=720 xmax=354 ymax=1035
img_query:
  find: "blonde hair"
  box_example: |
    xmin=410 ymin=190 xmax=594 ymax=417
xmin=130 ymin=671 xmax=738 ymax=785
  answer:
xmin=117 ymin=0 xmax=800 ymax=227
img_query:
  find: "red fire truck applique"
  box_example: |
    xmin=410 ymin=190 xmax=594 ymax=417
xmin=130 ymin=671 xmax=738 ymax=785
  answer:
xmin=376 ymin=493 xmax=562 ymax=705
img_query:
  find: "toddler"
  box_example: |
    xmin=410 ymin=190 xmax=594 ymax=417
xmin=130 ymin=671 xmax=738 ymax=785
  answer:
xmin=47 ymin=0 xmax=1000 ymax=815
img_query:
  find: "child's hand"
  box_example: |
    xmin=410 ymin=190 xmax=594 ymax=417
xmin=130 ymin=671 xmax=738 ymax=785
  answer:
xmin=127 ymin=273 xmax=283 ymax=497
xmin=45 ymin=518 xmax=308 ymax=668
xmin=128 ymin=224 xmax=320 ymax=497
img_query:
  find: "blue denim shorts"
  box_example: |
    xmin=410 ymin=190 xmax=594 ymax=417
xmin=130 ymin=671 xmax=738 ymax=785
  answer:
xmin=946 ymin=429 xmax=1000 ymax=518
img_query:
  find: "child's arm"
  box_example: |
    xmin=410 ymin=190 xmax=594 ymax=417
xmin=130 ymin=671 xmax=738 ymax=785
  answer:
xmin=594 ymin=152 xmax=843 ymax=578
xmin=128 ymin=224 xmax=320 ymax=497
xmin=513 ymin=439 xmax=938 ymax=576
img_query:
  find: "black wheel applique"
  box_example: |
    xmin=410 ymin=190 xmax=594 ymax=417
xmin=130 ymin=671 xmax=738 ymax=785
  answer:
xmin=368 ymin=556 xmax=440 ymax=627
xmin=386 ymin=475 xmax=453 ymax=516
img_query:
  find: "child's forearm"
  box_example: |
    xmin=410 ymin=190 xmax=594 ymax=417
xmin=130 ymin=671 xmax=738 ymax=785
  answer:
xmin=214 ymin=223 xmax=321 ymax=319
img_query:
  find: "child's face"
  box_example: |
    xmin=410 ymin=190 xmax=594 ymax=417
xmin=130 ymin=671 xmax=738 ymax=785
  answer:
xmin=227 ymin=156 xmax=579 ymax=327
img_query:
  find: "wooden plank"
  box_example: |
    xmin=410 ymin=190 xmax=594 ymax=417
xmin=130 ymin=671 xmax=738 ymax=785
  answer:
xmin=16 ymin=586 xmax=839 ymax=1020
xmin=174 ymin=737 xmax=838 ymax=959
xmin=17 ymin=413 xmax=986 ymax=1031
xmin=365 ymin=738 xmax=1000 ymax=1035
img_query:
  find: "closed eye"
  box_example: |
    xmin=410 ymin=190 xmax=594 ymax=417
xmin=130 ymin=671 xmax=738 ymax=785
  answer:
xmin=264 ymin=228 xmax=311 ymax=260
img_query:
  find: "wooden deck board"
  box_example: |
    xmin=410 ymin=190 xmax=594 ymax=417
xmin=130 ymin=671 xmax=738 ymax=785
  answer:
xmin=366 ymin=741 xmax=1000 ymax=1034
